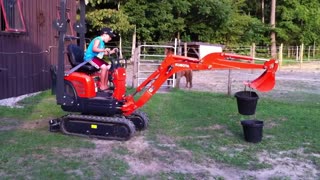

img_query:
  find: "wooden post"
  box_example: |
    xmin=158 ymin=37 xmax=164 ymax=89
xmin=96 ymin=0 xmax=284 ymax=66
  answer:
xmin=184 ymin=42 xmax=187 ymax=57
xmin=296 ymin=46 xmax=299 ymax=61
xmin=119 ymin=35 xmax=123 ymax=59
xmin=174 ymin=38 xmax=178 ymax=55
xmin=143 ymin=41 xmax=146 ymax=59
xmin=177 ymin=39 xmax=182 ymax=56
xmin=300 ymin=43 xmax=304 ymax=69
xmin=131 ymin=25 xmax=136 ymax=60
xmin=313 ymin=41 xmax=316 ymax=58
xmin=308 ymin=46 xmax=311 ymax=61
xmin=250 ymin=43 xmax=255 ymax=73
xmin=132 ymin=47 xmax=139 ymax=88
xmin=250 ymin=43 xmax=256 ymax=58
xmin=279 ymin=43 xmax=283 ymax=68
xmin=227 ymin=70 xmax=231 ymax=96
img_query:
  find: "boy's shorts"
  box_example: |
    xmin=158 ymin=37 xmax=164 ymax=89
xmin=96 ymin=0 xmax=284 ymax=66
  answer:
xmin=89 ymin=57 xmax=109 ymax=69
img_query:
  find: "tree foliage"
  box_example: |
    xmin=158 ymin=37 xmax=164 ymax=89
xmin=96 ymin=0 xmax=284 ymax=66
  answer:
xmin=84 ymin=0 xmax=320 ymax=46
xmin=276 ymin=0 xmax=320 ymax=45
xmin=86 ymin=9 xmax=133 ymax=33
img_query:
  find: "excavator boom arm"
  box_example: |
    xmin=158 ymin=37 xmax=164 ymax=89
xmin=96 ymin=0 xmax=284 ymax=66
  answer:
xmin=122 ymin=52 xmax=278 ymax=115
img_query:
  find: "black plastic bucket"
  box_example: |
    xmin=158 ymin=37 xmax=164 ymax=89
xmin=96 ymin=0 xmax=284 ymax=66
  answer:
xmin=241 ymin=120 xmax=263 ymax=143
xmin=235 ymin=91 xmax=259 ymax=115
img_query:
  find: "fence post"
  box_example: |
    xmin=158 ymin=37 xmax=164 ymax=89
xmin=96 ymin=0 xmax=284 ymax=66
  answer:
xmin=250 ymin=43 xmax=256 ymax=74
xmin=174 ymin=38 xmax=178 ymax=55
xmin=227 ymin=70 xmax=231 ymax=96
xmin=132 ymin=47 xmax=139 ymax=88
xmin=308 ymin=46 xmax=311 ymax=61
xmin=142 ymin=41 xmax=146 ymax=60
xmin=131 ymin=25 xmax=136 ymax=60
xmin=184 ymin=42 xmax=187 ymax=57
xmin=313 ymin=42 xmax=316 ymax=58
xmin=177 ymin=39 xmax=182 ymax=56
xmin=279 ymin=43 xmax=283 ymax=68
xmin=119 ymin=35 xmax=123 ymax=59
xmin=296 ymin=46 xmax=299 ymax=61
xmin=250 ymin=43 xmax=256 ymax=58
xmin=300 ymin=43 xmax=304 ymax=68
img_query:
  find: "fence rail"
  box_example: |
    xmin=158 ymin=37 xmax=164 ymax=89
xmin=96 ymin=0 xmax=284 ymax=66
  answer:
xmin=122 ymin=40 xmax=318 ymax=56
xmin=116 ymin=41 xmax=320 ymax=71
xmin=225 ymin=43 xmax=320 ymax=68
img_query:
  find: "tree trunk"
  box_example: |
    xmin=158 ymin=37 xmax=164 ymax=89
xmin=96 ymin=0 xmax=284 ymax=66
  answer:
xmin=261 ymin=0 xmax=265 ymax=23
xmin=270 ymin=0 xmax=277 ymax=58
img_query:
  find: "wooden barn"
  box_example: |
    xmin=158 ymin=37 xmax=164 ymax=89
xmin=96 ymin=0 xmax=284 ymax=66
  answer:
xmin=0 ymin=0 xmax=77 ymax=100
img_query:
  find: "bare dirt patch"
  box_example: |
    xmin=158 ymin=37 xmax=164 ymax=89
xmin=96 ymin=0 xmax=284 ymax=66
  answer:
xmin=0 ymin=118 xmax=21 ymax=131
xmin=85 ymin=136 xmax=245 ymax=178
xmin=20 ymin=119 xmax=49 ymax=130
xmin=59 ymin=134 xmax=319 ymax=179
xmin=256 ymin=150 xmax=319 ymax=179
xmin=0 ymin=118 xmax=49 ymax=131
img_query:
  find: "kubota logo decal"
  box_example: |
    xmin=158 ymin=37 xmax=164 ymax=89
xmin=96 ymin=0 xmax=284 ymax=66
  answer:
xmin=175 ymin=63 xmax=190 ymax=68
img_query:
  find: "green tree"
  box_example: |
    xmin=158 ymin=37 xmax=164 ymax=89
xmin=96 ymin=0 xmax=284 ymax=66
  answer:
xmin=122 ymin=0 xmax=190 ymax=42
xmin=83 ymin=0 xmax=320 ymax=47
xmin=276 ymin=0 xmax=320 ymax=45
xmin=86 ymin=9 xmax=133 ymax=33
xmin=85 ymin=0 xmax=133 ymax=37
xmin=182 ymin=0 xmax=233 ymax=42
xmin=216 ymin=14 xmax=269 ymax=46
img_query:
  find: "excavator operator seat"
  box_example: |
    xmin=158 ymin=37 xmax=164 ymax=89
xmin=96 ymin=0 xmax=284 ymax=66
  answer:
xmin=67 ymin=44 xmax=99 ymax=73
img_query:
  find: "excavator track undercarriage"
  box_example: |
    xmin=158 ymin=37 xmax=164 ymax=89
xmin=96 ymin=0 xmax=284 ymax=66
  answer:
xmin=50 ymin=114 xmax=136 ymax=141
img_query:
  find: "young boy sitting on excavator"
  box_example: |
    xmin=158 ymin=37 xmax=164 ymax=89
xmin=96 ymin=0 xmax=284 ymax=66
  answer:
xmin=84 ymin=27 xmax=118 ymax=91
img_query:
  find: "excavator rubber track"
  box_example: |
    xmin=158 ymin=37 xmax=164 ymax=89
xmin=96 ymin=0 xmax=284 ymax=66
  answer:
xmin=59 ymin=114 xmax=136 ymax=141
xmin=126 ymin=110 xmax=149 ymax=131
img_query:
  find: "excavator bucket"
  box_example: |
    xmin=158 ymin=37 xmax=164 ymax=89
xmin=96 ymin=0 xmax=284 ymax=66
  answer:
xmin=246 ymin=59 xmax=278 ymax=92
xmin=201 ymin=53 xmax=279 ymax=92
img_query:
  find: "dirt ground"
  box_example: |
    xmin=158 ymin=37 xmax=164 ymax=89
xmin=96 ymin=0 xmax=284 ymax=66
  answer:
xmin=88 ymin=136 xmax=319 ymax=179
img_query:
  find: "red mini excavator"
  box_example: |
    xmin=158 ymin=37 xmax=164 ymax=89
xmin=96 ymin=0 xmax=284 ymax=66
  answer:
xmin=50 ymin=0 xmax=278 ymax=141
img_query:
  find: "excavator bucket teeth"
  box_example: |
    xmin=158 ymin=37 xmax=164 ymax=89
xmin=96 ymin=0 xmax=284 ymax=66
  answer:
xmin=247 ymin=59 xmax=278 ymax=92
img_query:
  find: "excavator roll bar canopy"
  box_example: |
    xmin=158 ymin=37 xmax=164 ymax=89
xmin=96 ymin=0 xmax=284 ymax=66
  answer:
xmin=55 ymin=0 xmax=87 ymax=105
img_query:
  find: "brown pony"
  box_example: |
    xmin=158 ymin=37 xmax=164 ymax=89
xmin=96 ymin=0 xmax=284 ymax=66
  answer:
xmin=165 ymin=48 xmax=193 ymax=88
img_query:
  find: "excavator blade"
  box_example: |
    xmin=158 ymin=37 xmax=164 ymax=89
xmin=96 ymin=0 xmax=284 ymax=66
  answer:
xmin=247 ymin=59 xmax=278 ymax=92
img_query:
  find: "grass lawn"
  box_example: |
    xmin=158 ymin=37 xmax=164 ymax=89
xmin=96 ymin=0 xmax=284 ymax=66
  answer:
xmin=0 ymin=89 xmax=319 ymax=179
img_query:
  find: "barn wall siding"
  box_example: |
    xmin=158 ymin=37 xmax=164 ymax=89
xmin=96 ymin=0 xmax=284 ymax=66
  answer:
xmin=0 ymin=0 xmax=77 ymax=100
